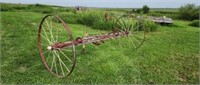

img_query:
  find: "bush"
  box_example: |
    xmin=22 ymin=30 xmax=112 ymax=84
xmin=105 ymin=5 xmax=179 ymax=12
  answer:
xmin=136 ymin=9 xmax=142 ymax=14
xmin=178 ymin=4 xmax=199 ymax=21
xmin=148 ymin=11 xmax=179 ymax=19
xmin=189 ymin=20 xmax=199 ymax=27
xmin=58 ymin=10 xmax=115 ymax=30
xmin=78 ymin=11 xmax=115 ymax=30
xmin=136 ymin=19 xmax=158 ymax=32
xmin=93 ymin=20 xmax=114 ymax=30
xmin=1 ymin=6 xmax=11 ymax=11
xmin=1 ymin=3 xmax=16 ymax=11
xmin=147 ymin=21 xmax=158 ymax=32
xmin=58 ymin=11 xmax=158 ymax=31
xmin=77 ymin=11 xmax=102 ymax=26
xmin=58 ymin=12 xmax=79 ymax=24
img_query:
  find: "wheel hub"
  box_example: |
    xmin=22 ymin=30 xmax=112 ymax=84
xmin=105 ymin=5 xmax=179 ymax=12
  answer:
xmin=47 ymin=46 xmax=52 ymax=50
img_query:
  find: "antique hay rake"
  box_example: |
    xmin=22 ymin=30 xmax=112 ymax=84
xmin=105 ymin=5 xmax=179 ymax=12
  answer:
xmin=38 ymin=15 xmax=147 ymax=78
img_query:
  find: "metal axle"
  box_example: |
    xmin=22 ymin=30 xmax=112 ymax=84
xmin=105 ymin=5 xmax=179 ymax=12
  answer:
xmin=49 ymin=30 xmax=130 ymax=50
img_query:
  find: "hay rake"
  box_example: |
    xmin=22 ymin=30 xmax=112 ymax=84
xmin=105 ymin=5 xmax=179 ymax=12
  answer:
xmin=38 ymin=15 xmax=147 ymax=78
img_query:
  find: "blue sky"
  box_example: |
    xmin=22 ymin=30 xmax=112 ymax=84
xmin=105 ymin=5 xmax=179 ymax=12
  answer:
xmin=1 ymin=0 xmax=199 ymax=8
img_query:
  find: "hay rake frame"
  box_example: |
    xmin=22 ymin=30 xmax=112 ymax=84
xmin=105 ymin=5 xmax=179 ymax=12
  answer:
xmin=38 ymin=14 xmax=146 ymax=78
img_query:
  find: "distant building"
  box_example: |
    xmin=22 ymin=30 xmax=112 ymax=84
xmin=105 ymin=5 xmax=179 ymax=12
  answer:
xmin=75 ymin=6 xmax=87 ymax=11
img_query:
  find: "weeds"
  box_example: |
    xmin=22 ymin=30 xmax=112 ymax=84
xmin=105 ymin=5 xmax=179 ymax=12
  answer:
xmin=189 ymin=20 xmax=199 ymax=27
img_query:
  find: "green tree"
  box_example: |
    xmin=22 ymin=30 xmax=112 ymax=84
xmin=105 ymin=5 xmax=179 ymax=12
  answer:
xmin=136 ymin=9 xmax=142 ymax=13
xmin=132 ymin=9 xmax=136 ymax=13
xmin=142 ymin=5 xmax=150 ymax=14
xmin=178 ymin=4 xmax=199 ymax=21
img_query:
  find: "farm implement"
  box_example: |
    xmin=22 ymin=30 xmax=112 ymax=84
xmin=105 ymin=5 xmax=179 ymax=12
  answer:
xmin=38 ymin=15 xmax=147 ymax=78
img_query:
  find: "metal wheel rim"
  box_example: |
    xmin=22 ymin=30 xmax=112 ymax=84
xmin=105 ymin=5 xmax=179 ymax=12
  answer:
xmin=114 ymin=16 xmax=147 ymax=49
xmin=38 ymin=15 xmax=76 ymax=78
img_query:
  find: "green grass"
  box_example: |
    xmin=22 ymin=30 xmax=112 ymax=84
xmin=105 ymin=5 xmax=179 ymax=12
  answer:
xmin=150 ymin=8 xmax=178 ymax=12
xmin=1 ymin=10 xmax=199 ymax=84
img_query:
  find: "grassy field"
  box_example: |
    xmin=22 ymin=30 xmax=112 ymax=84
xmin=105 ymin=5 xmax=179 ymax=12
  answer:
xmin=1 ymin=4 xmax=199 ymax=84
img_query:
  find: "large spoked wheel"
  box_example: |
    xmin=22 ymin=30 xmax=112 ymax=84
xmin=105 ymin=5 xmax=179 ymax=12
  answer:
xmin=114 ymin=16 xmax=147 ymax=49
xmin=38 ymin=15 xmax=76 ymax=78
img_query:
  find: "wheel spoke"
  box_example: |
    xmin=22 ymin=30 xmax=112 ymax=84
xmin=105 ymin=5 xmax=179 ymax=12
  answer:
xmin=55 ymin=51 xmax=70 ymax=73
xmin=50 ymin=17 xmax=56 ymax=43
xmin=41 ymin=26 xmax=51 ymax=44
xmin=61 ymin=49 xmax=72 ymax=52
xmin=59 ymin=49 xmax=72 ymax=62
xmin=51 ymin=51 xmax=55 ymax=70
xmin=41 ymin=43 xmax=49 ymax=47
xmin=131 ymin=35 xmax=141 ymax=45
xmin=54 ymin=52 xmax=58 ymax=75
xmin=128 ymin=36 xmax=136 ymax=48
xmin=56 ymin=19 xmax=59 ymax=42
xmin=56 ymin=24 xmax=59 ymax=42
xmin=45 ymin=19 xmax=56 ymax=43
xmin=54 ymin=51 xmax=71 ymax=74
xmin=50 ymin=51 xmax=58 ymax=75
xmin=42 ymin=50 xmax=49 ymax=55
xmin=40 ymin=34 xmax=51 ymax=43
xmin=53 ymin=51 xmax=64 ymax=76
xmin=46 ymin=51 xmax=51 ymax=63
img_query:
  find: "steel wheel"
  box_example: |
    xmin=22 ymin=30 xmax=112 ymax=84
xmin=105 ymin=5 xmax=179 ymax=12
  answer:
xmin=38 ymin=15 xmax=76 ymax=78
xmin=114 ymin=16 xmax=147 ymax=49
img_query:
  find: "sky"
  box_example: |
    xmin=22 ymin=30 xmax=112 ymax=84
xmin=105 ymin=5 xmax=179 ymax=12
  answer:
xmin=1 ymin=0 xmax=199 ymax=8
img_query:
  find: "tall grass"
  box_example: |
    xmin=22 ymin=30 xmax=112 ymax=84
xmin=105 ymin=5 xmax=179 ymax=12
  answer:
xmin=189 ymin=20 xmax=199 ymax=27
xmin=58 ymin=10 xmax=115 ymax=30
xmin=135 ymin=18 xmax=158 ymax=32
xmin=0 ymin=3 xmax=69 ymax=14
xmin=59 ymin=12 xmax=79 ymax=24
xmin=148 ymin=11 xmax=179 ymax=19
xmin=1 ymin=3 xmax=158 ymax=32
xmin=77 ymin=11 xmax=102 ymax=26
xmin=57 ymin=10 xmax=158 ymax=32
xmin=93 ymin=19 xmax=114 ymax=30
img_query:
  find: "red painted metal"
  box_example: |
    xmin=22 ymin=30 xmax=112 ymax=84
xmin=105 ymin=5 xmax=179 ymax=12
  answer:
xmin=50 ymin=30 xmax=130 ymax=50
